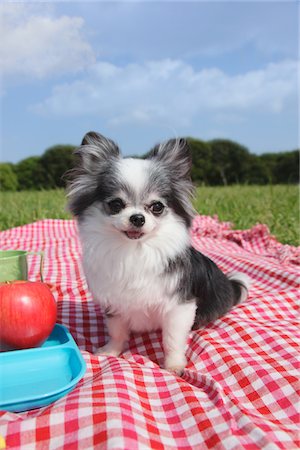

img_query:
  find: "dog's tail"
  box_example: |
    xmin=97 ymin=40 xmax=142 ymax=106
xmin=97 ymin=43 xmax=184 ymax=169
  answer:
xmin=228 ymin=272 xmax=251 ymax=305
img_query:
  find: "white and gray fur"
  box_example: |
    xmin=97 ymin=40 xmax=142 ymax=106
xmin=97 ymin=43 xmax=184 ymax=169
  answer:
xmin=67 ymin=132 xmax=250 ymax=374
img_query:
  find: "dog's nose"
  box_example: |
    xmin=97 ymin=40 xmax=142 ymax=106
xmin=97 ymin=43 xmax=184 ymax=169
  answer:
xmin=130 ymin=214 xmax=145 ymax=228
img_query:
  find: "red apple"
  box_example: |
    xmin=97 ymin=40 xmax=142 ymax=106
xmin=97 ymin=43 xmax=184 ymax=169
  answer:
xmin=0 ymin=281 xmax=57 ymax=350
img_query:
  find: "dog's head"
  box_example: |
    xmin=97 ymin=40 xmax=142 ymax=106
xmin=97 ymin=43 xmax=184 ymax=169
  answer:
xmin=67 ymin=132 xmax=194 ymax=241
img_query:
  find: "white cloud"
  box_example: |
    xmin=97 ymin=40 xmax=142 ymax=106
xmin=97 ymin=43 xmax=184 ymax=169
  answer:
xmin=33 ymin=58 xmax=298 ymax=128
xmin=0 ymin=4 xmax=95 ymax=80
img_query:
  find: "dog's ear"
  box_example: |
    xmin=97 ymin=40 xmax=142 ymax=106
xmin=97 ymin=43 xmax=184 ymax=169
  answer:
xmin=76 ymin=131 xmax=120 ymax=171
xmin=66 ymin=132 xmax=120 ymax=215
xmin=148 ymin=138 xmax=192 ymax=179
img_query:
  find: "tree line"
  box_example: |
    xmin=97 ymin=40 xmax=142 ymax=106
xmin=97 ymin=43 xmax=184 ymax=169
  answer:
xmin=0 ymin=138 xmax=299 ymax=191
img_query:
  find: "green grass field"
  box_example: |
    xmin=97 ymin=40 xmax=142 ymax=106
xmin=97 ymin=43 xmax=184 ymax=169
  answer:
xmin=0 ymin=185 xmax=299 ymax=246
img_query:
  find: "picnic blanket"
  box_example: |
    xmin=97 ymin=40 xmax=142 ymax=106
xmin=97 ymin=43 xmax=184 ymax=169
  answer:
xmin=0 ymin=216 xmax=299 ymax=449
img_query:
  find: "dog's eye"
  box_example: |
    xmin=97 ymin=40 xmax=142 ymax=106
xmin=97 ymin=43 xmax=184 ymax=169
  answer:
xmin=107 ymin=198 xmax=125 ymax=214
xmin=150 ymin=201 xmax=164 ymax=216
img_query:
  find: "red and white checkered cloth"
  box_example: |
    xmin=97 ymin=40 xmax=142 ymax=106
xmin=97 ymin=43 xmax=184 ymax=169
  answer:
xmin=0 ymin=216 xmax=299 ymax=449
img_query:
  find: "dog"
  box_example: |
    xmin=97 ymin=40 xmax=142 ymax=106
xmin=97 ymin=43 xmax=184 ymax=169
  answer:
xmin=67 ymin=131 xmax=250 ymax=374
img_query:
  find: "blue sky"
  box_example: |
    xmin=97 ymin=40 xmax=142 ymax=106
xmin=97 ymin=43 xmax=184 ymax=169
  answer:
xmin=1 ymin=1 xmax=299 ymax=163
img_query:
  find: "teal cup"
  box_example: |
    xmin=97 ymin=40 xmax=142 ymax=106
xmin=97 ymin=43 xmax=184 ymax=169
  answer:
xmin=0 ymin=250 xmax=43 ymax=283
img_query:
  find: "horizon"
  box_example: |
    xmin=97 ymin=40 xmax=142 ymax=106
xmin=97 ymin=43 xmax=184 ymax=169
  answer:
xmin=1 ymin=2 xmax=298 ymax=163
xmin=2 ymin=136 xmax=298 ymax=166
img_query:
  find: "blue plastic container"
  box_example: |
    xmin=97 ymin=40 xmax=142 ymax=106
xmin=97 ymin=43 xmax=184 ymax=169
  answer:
xmin=0 ymin=324 xmax=86 ymax=412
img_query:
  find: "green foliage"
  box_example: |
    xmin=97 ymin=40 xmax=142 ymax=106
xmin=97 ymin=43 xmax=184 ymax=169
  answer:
xmin=262 ymin=150 xmax=299 ymax=184
xmin=39 ymin=145 xmax=76 ymax=188
xmin=15 ymin=157 xmax=47 ymax=190
xmin=0 ymin=163 xmax=19 ymax=191
xmin=189 ymin=138 xmax=212 ymax=185
xmin=243 ymin=155 xmax=269 ymax=184
xmin=187 ymin=138 xmax=299 ymax=186
xmin=2 ymin=139 xmax=299 ymax=190
xmin=208 ymin=139 xmax=252 ymax=185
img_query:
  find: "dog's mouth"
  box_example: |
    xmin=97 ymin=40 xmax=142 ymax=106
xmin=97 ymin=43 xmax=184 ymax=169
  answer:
xmin=123 ymin=230 xmax=144 ymax=240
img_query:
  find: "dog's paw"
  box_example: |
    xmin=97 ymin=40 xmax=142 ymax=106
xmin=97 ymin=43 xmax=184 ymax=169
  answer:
xmin=95 ymin=343 xmax=121 ymax=357
xmin=165 ymin=365 xmax=185 ymax=376
xmin=164 ymin=354 xmax=186 ymax=376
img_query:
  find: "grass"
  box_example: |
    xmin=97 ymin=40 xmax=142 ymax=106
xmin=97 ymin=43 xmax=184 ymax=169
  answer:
xmin=0 ymin=189 xmax=71 ymax=230
xmin=0 ymin=185 xmax=299 ymax=246
xmin=194 ymin=185 xmax=299 ymax=246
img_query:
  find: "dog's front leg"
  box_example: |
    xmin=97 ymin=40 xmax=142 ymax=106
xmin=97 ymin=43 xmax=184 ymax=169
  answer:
xmin=96 ymin=314 xmax=129 ymax=357
xmin=163 ymin=302 xmax=196 ymax=375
